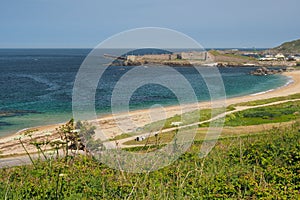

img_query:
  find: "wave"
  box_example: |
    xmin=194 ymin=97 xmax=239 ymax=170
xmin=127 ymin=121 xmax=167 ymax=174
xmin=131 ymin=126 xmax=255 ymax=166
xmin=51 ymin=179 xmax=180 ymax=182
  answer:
xmin=250 ymin=89 xmax=275 ymax=96
xmin=283 ymin=76 xmax=294 ymax=87
xmin=250 ymin=76 xmax=294 ymax=96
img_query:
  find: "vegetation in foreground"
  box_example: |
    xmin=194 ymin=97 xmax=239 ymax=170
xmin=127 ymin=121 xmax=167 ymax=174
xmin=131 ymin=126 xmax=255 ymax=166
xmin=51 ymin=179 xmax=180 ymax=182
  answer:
xmin=0 ymin=121 xmax=299 ymax=199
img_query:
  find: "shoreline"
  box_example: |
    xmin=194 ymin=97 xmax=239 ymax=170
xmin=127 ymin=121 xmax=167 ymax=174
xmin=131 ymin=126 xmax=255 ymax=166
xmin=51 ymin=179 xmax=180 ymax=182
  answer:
xmin=249 ymin=76 xmax=294 ymax=97
xmin=1 ymin=70 xmax=300 ymax=156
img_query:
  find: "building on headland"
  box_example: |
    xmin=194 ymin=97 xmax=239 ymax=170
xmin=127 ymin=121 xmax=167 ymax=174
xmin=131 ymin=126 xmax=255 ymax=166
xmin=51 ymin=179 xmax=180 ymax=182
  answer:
xmin=242 ymin=52 xmax=259 ymax=59
xmin=126 ymin=54 xmax=178 ymax=62
xmin=275 ymin=53 xmax=285 ymax=61
xmin=259 ymin=54 xmax=286 ymax=61
xmin=126 ymin=55 xmax=137 ymax=62
xmin=259 ymin=56 xmax=276 ymax=61
xmin=179 ymin=51 xmax=207 ymax=60
xmin=295 ymin=56 xmax=300 ymax=61
xmin=125 ymin=51 xmax=208 ymax=63
xmin=141 ymin=54 xmax=178 ymax=60
xmin=287 ymin=55 xmax=300 ymax=61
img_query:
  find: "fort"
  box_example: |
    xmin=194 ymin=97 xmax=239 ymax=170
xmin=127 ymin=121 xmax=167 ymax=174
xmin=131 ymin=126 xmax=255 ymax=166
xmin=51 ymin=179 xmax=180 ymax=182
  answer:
xmin=107 ymin=49 xmax=298 ymax=67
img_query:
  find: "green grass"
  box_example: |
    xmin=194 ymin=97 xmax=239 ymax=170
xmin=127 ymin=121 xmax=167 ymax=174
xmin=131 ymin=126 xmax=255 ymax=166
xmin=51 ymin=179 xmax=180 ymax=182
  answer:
xmin=2 ymin=97 xmax=300 ymax=198
xmin=226 ymin=100 xmax=300 ymax=126
xmin=117 ymin=96 xmax=300 ymax=144
xmin=209 ymin=50 xmax=257 ymax=61
xmin=123 ymin=96 xmax=300 ymax=145
xmin=110 ymin=133 xmax=133 ymax=141
xmin=1 ymin=122 xmax=300 ymax=199
xmin=111 ymin=107 xmax=233 ymax=141
xmin=234 ymin=93 xmax=300 ymax=107
xmin=273 ymin=38 xmax=300 ymax=53
xmin=209 ymin=50 xmax=221 ymax=56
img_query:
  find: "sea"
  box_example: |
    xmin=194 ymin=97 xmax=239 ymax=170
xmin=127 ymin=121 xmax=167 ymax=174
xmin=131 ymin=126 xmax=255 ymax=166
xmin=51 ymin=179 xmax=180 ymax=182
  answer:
xmin=0 ymin=49 xmax=290 ymax=137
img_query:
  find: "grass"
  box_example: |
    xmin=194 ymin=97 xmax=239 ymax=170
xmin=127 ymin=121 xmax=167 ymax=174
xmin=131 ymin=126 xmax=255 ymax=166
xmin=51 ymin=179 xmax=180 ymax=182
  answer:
xmin=111 ymin=106 xmax=234 ymax=141
xmin=224 ymin=100 xmax=300 ymax=127
xmin=141 ymin=108 xmax=215 ymax=131
xmin=124 ymin=99 xmax=300 ymax=146
xmin=1 ymin=122 xmax=300 ymax=199
xmin=197 ymin=100 xmax=300 ymax=129
xmin=118 ymin=97 xmax=300 ymax=145
xmin=123 ymin=97 xmax=300 ymax=146
xmin=273 ymin=39 xmax=300 ymax=53
xmin=209 ymin=50 xmax=257 ymax=61
xmin=109 ymin=133 xmax=132 ymax=141
xmin=233 ymin=93 xmax=300 ymax=106
xmin=123 ymin=121 xmax=295 ymax=146
xmin=2 ymin=96 xmax=300 ymax=198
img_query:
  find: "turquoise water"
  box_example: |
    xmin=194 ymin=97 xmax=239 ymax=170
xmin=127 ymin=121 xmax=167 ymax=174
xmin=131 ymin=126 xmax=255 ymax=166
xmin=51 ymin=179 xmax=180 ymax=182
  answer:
xmin=0 ymin=49 xmax=290 ymax=137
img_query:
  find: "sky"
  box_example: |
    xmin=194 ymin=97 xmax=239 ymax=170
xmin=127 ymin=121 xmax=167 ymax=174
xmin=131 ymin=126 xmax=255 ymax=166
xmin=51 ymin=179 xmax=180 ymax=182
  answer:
xmin=0 ymin=0 xmax=300 ymax=48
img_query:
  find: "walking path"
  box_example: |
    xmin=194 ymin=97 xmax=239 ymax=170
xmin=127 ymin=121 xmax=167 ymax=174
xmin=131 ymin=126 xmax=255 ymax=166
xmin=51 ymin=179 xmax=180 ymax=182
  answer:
xmin=104 ymin=98 xmax=300 ymax=149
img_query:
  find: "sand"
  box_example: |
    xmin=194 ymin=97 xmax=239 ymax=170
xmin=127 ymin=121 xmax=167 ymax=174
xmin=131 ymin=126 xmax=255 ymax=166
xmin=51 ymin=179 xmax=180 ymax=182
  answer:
xmin=1 ymin=70 xmax=300 ymax=156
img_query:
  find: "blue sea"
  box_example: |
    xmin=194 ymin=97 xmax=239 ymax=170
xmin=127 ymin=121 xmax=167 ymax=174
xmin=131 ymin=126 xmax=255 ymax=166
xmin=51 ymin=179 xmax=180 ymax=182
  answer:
xmin=0 ymin=49 xmax=290 ymax=137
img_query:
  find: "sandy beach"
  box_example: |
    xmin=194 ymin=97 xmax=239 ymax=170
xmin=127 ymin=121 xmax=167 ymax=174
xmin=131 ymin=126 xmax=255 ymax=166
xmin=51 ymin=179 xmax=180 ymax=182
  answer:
xmin=1 ymin=70 xmax=300 ymax=157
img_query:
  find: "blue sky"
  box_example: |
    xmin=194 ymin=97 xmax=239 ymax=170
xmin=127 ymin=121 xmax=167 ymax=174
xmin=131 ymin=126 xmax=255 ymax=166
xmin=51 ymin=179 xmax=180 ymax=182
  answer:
xmin=0 ymin=0 xmax=299 ymax=48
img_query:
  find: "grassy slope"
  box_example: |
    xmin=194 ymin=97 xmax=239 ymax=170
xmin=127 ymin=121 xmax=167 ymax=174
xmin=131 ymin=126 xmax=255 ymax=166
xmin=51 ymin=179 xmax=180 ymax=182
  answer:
xmin=111 ymin=106 xmax=235 ymax=141
xmin=1 ymin=97 xmax=300 ymax=198
xmin=234 ymin=93 xmax=300 ymax=106
xmin=224 ymin=100 xmax=300 ymax=126
xmin=209 ymin=50 xmax=257 ymax=63
xmin=122 ymin=98 xmax=300 ymax=145
xmin=0 ymin=123 xmax=299 ymax=199
xmin=272 ymin=39 xmax=300 ymax=54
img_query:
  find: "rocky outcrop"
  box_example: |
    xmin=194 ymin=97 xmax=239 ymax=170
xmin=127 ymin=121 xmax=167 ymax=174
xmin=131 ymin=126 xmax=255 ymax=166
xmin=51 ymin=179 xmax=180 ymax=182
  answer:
xmin=250 ymin=67 xmax=283 ymax=76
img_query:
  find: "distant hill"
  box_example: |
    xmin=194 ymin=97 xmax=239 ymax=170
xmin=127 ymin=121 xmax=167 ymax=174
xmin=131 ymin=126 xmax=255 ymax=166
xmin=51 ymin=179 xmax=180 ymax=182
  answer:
xmin=272 ymin=39 xmax=300 ymax=54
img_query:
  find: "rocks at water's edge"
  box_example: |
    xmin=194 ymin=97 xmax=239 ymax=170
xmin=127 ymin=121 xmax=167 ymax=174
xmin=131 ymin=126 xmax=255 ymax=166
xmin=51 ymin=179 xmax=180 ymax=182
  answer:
xmin=250 ymin=67 xmax=284 ymax=76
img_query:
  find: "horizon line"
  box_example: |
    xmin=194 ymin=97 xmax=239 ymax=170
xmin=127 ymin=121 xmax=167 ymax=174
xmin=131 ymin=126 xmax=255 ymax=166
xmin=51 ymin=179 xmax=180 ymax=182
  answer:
xmin=0 ymin=47 xmax=270 ymax=50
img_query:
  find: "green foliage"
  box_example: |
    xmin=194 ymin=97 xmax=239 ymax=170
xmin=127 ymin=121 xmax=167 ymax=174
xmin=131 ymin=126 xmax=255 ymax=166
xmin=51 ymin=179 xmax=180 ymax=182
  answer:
xmin=225 ymin=101 xmax=300 ymax=126
xmin=273 ymin=38 xmax=300 ymax=53
xmin=1 ymin=121 xmax=300 ymax=199
xmin=117 ymin=107 xmax=228 ymax=141
xmin=110 ymin=133 xmax=133 ymax=141
xmin=209 ymin=50 xmax=256 ymax=61
xmin=75 ymin=121 xmax=104 ymax=152
xmin=234 ymin=93 xmax=300 ymax=106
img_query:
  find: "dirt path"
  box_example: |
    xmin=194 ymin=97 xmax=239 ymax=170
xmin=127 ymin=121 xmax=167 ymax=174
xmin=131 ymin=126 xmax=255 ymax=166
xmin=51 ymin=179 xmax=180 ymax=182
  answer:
xmin=112 ymin=98 xmax=300 ymax=148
